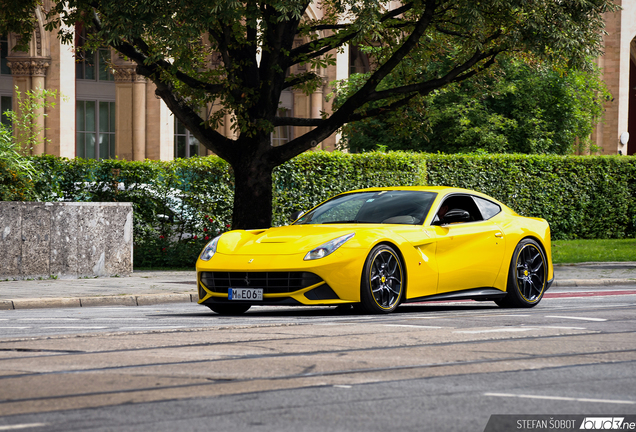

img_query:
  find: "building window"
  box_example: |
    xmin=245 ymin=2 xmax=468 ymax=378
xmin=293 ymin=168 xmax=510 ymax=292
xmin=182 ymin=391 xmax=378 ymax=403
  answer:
xmin=76 ymin=100 xmax=115 ymax=159
xmin=349 ymin=45 xmax=371 ymax=75
xmin=1 ymin=35 xmax=9 ymax=75
xmin=174 ymin=117 xmax=200 ymax=158
xmin=272 ymin=109 xmax=292 ymax=146
xmin=75 ymin=26 xmax=114 ymax=81
xmin=1 ymin=96 xmax=11 ymax=127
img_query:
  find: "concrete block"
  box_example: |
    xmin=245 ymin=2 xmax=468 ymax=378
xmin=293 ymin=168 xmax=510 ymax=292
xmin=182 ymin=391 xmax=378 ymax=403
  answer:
xmin=0 ymin=202 xmax=133 ymax=280
xmin=21 ymin=204 xmax=51 ymax=278
xmin=0 ymin=300 xmax=14 ymax=310
xmin=0 ymin=202 xmax=23 ymax=277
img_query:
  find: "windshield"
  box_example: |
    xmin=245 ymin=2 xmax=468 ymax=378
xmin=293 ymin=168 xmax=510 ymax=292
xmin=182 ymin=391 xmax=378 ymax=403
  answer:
xmin=295 ymin=191 xmax=437 ymax=225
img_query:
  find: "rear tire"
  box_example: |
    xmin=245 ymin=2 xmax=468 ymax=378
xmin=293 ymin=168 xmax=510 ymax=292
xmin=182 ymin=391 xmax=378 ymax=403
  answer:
xmin=360 ymin=244 xmax=404 ymax=314
xmin=496 ymin=238 xmax=547 ymax=308
xmin=207 ymin=303 xmax=251 ymax=315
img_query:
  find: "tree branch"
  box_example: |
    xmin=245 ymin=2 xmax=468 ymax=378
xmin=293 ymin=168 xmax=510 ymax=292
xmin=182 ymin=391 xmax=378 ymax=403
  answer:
xmin=273 ymin=116 xmax=323 ymax=127
xmin=366 ymin=48 xmax=502 ymax=103
xmin=289 ymin=2 xmax=416 ymax=67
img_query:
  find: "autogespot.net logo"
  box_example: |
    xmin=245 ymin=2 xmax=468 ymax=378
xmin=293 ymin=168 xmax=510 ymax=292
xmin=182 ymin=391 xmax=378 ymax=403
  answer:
xmin=580 ymin=417 xmax=634 ymax=430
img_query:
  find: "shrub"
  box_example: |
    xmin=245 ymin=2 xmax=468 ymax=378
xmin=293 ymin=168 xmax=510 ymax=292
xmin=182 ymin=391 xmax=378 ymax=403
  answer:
xmin=12 ymin=152 xmax=636 ymax=268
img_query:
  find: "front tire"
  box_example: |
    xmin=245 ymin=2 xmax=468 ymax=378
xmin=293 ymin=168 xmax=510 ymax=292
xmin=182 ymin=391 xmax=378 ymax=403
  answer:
xmin=496 ymin=238 xmax=547 ymax=308
xmin=360 ymin=244 xmax=404 ymax=314
xmin=207 ymin=303 xmax=251 ymax=315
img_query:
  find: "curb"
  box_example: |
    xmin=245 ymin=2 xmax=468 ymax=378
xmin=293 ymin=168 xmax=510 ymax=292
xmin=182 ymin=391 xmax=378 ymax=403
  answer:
xmin=552 ymin=278 xmax=636 ymax=287
xmin=2 ymin=279 xmax=636 ymax=310
xmin=1 ymin=293 xmax=196 ymax=310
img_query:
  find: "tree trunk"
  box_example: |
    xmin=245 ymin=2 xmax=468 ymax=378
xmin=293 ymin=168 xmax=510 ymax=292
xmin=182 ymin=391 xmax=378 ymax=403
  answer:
xmin=231 ymin=156 xmax=274 ymax=230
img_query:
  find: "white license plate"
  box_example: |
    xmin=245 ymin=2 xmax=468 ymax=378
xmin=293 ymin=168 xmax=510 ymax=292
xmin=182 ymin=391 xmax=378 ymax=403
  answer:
xmin=228 ymin=288 xmax=263 ymax=301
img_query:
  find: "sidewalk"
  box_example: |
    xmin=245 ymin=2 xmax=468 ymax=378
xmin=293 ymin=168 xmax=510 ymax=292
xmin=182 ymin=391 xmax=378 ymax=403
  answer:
xmin=1 ymin=263 xmax=635 ymax=310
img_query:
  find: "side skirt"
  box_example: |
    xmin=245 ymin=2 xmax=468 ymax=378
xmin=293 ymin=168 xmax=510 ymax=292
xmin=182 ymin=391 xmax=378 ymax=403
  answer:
xmin=406 ymin=288 xmax=507 ymax=303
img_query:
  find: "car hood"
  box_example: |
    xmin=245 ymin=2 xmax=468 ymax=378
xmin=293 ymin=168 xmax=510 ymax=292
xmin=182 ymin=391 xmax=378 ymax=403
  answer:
xmin=216 ymin=225 xmax=367 ymax=256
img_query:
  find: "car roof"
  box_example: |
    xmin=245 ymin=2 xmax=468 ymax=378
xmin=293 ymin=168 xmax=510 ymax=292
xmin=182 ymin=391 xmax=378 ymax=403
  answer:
xmin=345 ymin=186 xmax=471 ymax=195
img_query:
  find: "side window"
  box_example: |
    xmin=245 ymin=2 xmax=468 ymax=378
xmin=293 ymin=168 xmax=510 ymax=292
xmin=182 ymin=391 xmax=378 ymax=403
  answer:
xmin=473 ymin=196 xmax=501 ymax=220
xmin=433 ymin=194 xmax=483 ymax=225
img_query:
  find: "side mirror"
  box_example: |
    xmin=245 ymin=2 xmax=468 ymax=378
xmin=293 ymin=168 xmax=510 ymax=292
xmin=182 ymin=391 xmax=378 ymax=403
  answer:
xmin=442 ymin=208 xmax=470 ymax=224
xmin=290 ymin=210 xmax=305 ymax=222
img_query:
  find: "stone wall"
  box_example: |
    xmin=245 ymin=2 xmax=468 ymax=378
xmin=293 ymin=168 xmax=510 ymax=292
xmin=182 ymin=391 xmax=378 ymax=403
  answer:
xmin=0 ymin=202 xmax=133 ymax=280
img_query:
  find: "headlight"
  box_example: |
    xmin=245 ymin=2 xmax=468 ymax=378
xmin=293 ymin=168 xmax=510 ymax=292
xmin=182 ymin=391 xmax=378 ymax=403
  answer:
xmin=304 ymin=233 xmax=355 ymax=261
xmin=200 ymin=235 xmax=221 ymax=261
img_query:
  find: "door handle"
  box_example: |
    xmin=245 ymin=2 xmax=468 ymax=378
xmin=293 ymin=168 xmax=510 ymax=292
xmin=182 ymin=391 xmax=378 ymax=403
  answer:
xmin=494 ymin=232 xmax=504 ymax=238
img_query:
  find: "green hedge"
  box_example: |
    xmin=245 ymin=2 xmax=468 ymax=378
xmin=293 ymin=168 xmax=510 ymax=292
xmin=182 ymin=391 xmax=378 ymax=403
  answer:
xmin=424 ymin=154 xmax=636 ymax=240
xmin=2 ymin=152 xmax=634 ymax=268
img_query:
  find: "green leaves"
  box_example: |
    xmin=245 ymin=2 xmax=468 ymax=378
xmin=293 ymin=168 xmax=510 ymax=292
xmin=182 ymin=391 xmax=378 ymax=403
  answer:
xmin=340 ymin=56 xmax=609 ymax=154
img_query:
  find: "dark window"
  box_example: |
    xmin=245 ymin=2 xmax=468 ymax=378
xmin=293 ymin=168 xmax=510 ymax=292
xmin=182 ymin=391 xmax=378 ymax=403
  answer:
xmin=272 ymin=108 xmax=291 ymax=146
xmin=1 ymin=35 xmax=10 ymax=75
xmin=1 ymin=96 xmax=11 ymax=127
xmin=76 ymin=100 xmax=115 ymax=159
xmin=296 ymin=191 xmax=437 ymax=225
xmin=174 ymin=117 xmax=200 ymax=158
xmin=473 ymin=196 xmax=501 ymax=220
xmin=433 ymin=194 xmax=483 ymax=225
xmin=75 ymin=26 xmax=114 ymax=81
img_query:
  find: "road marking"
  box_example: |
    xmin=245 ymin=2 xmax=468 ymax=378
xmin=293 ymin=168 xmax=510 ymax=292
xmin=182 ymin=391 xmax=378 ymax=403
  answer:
xmin=484 ymin=392 xmax=636 ymax=405
xmin=41 ymin=326 xmax=108 ymax=329
xmin=334 ymin=385 xmax=352 ymax=389
xmin=0 ymin=327 xmax=31 ymax=330
xmin=0 ymin=424 xmax=48 ymax=431
xmin=545 ymin=290 xmax=636 ymax=299
xmin=383 ymin=324 xmax=443 ymax=329
xmin=17 ymin=318 xmax=80 ymax=321
xmin=538 ymin=326 xmax=587 ymax=330
xmin=455 ymin=328 xmax=536 ymax=334
xmin=496 ymin=314 xmax=531 ymax=317
xmin=545 ymin=315 xmax=607 ymax=322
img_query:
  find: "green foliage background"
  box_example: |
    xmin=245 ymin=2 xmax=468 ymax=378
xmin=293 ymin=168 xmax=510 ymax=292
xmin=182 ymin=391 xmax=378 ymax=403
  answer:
xmin=2 ymin=152 xmax=634 ymax=268
xmin=339 ymin=58 xmax=610 ymax=155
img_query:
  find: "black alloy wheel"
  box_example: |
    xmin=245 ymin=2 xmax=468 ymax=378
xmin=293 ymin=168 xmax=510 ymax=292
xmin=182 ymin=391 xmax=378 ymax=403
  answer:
xmin=496 ymin=238 xmax=547 ymax=308
xmin=360 ymin=244 xmax=404 ymax=314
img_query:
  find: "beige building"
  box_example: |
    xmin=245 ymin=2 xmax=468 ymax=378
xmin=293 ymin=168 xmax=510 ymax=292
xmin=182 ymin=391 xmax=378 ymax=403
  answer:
xmin=593 ymin=0 xmax=636 ymax=156
xmin=0 ymin=1 xmax=634 ymax=159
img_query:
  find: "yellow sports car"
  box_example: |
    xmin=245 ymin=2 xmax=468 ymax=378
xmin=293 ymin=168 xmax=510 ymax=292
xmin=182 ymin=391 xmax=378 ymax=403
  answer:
xmin=196 ymin=186 xmax=553 ymax=314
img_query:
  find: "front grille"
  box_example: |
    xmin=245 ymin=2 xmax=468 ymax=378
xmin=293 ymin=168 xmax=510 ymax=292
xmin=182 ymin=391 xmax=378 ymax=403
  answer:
xmin=200 ymin=272 xmax=323 ymax=294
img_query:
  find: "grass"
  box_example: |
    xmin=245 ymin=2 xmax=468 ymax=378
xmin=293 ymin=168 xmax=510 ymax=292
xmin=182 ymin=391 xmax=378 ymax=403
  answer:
xmin=552 ymin=238 xmax=636 ymax=264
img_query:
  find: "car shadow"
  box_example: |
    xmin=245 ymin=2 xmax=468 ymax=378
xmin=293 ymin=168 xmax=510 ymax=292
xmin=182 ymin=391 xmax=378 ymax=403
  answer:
xmin=149 ymin=301 xmax=501 ymax=318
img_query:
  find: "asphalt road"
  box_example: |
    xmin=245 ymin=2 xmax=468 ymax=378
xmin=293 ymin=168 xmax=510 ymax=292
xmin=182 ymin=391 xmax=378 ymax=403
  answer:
xmin=0 ymin=284 xmax=635 ymax=432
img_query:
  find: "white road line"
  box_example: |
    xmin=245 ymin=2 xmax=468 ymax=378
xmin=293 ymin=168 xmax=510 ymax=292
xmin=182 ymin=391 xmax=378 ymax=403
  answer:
xmin=16 ymin=318 xmax=80 ymax=321
xmin=496 ymin=314 xmax=531 ymax=317
xmin=0 ymin=327 xmax=31 ymax=330
xmin=383 ymin=324 xmax=444 ymax=329
xmin=484 ymin=393 xmax=636 ymax=405
xmin=41 ymin=326 xmax=108 ymax=330
xmin=538 ymin=326 xmax=587 ymax=330
xmin=334 ymin=385 xmax=352 ymax=389
xmin=545 ymin=315 xmax=607 ymax=322
xmin=454 ymin=328 xmax=536 ymax=334
xmin=0 ymin=424 xmax=48 ymax=431
xmin=117 ymin=326 xmax=189 ymax=330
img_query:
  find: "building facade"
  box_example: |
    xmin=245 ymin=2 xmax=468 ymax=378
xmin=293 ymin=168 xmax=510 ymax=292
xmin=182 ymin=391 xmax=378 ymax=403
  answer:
xmin=593 ymin=0 xmax=636 ymax=156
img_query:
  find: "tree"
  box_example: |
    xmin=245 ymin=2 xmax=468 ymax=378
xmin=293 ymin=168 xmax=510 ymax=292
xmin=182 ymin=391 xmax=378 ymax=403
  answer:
xmin=339 ymin=56 xmax=611 ymax=154
xmin=1 ymin=0 xmax=616 ymax=228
